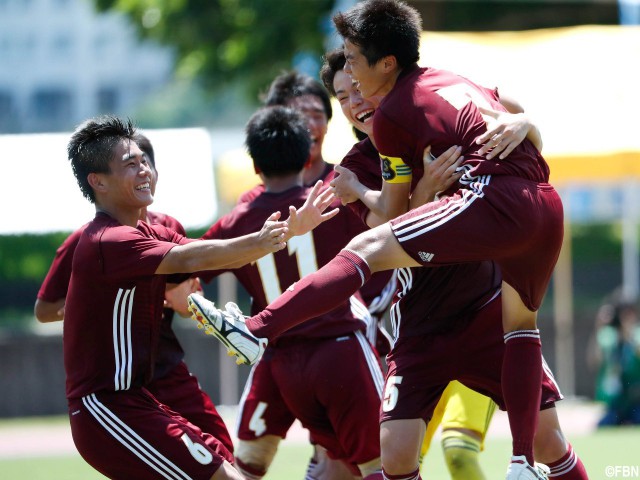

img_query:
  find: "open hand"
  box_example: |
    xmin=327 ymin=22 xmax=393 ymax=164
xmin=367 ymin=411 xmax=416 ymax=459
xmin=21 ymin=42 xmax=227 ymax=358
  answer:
xmin=286 ymin=180 xmax=340 ymax=237
xmin=476 ymin=106 xmax=530 ymax=160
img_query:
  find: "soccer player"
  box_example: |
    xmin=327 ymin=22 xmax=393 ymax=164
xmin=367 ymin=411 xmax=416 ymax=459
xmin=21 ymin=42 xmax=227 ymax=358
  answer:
xmin=193 ymin=105 xmax=385 ymax=480
xmin=322 ymin=46 xmax=495 ymax=480
xmin=255 ymin=71 xmax=397 ymax=477
xmin=34 ymin=133 xmax=235 ymax=461
xmin=321 ymin=47 xmax=564 ymax=480
xmin=245 ymin=71 xmax=395 ymax=354
xmin=61 ymin=115 xmax=337 ymax=479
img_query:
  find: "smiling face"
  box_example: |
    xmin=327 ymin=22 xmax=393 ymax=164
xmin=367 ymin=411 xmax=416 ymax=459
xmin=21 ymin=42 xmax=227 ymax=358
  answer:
xmin=333 ymin=69 xmax=377 ymax=138
xmin=103 ymin=139 xmax=154 ymax=210
xmin=343 ymin=39 xmax=396 ymax=103
xmin=286 ymin=94 xmax=328 ymax=165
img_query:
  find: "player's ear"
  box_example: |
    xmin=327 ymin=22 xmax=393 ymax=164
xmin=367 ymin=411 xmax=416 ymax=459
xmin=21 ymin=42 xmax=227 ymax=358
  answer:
xmin=88 ymin=172 xmax=108 ymax=193
xmin=381 ymin=55 xmax=397 ymax=73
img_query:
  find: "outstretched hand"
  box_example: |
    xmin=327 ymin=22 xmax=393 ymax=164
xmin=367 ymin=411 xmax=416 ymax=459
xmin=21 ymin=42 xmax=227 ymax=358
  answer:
xmin=476 ymin=106 xmax=530 ymax=160
xmin=285 ymin=180 xmax=340 ymax=238
xmin=258 ymin=211 xmax=289 ymax=252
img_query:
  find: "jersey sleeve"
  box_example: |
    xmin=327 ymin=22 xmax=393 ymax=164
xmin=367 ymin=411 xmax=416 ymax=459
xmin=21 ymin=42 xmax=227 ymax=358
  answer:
xmin=197 ymin=215 xmax=233 ymax=283
xmin=99 ymin=226 xmax=181 ymax=281
xmin=374 ymin=110 xmax=420 ymax=183
xmin=37 ymin=228 xmax=84 ymax=302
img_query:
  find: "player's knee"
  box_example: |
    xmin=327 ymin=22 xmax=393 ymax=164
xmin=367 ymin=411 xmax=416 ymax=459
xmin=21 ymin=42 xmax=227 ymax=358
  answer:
xmin=358 ymin=456 xmax=382 ymax=478
xmin=381 ymin=440 xmax=419 ymax=473
xmin=533 ymin=428 xmax=567 ymax=464
xmin=235 ymin=437 xmax=280 ymax=477
xmin=534 ymin=407 xmax=568 ymax=464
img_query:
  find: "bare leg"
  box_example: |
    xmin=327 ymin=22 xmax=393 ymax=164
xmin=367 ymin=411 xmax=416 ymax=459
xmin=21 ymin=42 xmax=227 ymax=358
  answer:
xmin=380 ymin=418 xmax=425 ymax=476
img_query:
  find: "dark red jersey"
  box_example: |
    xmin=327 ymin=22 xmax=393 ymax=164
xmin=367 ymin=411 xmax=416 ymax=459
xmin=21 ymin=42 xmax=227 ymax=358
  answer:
xmin=201 ymin=185 xmax=371 ymax=345
xmin=63 ymin=212 xmax=193 ymax=399
xmin=373 ymin=65 xmax=549 ymax=185
xmin=339 ymin=138 xmax=501 ymax=337
xmin=38 ymin=211 xmax=188 ymax=382
xmin=238 ymin=162 xmax=335 ymax=204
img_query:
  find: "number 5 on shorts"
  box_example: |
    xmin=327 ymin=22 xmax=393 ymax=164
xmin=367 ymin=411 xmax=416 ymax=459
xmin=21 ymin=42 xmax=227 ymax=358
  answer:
xmin=382 ymin=376 xmax=403 ymax=412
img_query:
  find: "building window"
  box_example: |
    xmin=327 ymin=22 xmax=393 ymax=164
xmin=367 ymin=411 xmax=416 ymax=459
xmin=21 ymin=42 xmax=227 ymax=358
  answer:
xmin=30 ymin=88 xmax=72 ymax=121
xmin=0 ymin=91 xmax=15 ymax=132
xmin=97 ymin=87 xmax=119 ymax=113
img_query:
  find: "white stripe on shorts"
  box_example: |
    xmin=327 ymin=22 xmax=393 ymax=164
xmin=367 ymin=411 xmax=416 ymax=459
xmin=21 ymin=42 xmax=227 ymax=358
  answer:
xmin=82 ymin=393 xmax=193 ymax=480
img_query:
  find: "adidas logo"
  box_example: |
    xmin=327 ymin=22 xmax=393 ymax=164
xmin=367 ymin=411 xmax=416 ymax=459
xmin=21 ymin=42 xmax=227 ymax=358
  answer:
xmin=418 ymin=251 xmax=434 ymax=262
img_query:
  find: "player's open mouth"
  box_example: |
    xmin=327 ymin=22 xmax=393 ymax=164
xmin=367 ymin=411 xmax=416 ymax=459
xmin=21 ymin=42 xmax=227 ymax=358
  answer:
xmin=356 ymin=109 xmax=374 ymax=123
xmin=135 ymin=182 xmax=150 ymax=191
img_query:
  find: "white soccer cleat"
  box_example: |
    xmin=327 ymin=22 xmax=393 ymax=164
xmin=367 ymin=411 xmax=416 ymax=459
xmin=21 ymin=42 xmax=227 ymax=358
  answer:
xmin=506 ymin=455 xmax=550 ymax=480
xmin=187 ymin=293 xmax=267 ymax=365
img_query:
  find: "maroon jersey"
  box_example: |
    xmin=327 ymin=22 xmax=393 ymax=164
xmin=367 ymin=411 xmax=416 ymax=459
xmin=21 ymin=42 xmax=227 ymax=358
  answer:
xmin=340 ymin=137 xmax=501 ymax=338
xmin=63 ymin=212 xmax=193 ymax=399
xmin=201 ymin=185 xmax=371 ymax=345
xmin=238 ymin=162 xmax=335 ymax=204
xmin=373 ymin=65 xmax=549 ymax=184
xmin=38 ymin=211 xmax=188 ymax=381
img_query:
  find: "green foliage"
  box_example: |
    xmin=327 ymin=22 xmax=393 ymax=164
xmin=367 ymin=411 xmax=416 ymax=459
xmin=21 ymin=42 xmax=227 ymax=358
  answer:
xmin=572 ymin=223 xmax=624 ymax=265
xmin=94 ymin=0 xmax=335 ymax=101
xmin=0 ymin=233 xmax=70 ymax=282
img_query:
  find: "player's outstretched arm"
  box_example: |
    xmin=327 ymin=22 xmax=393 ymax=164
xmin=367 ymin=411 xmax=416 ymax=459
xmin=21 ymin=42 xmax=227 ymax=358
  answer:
xmin=284 ymin=180 xmax=340 ymax=239
xmin=156 ymin=212 xmax=289 ymax=274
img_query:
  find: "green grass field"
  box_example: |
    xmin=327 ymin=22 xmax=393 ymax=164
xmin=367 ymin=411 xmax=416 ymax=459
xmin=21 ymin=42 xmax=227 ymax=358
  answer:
xmin=1 ymin=414 xmax=638 ymax=479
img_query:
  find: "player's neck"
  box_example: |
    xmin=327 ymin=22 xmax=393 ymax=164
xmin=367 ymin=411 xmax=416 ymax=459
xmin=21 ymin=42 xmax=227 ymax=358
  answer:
xmin=95 ymin=202 xmax=143 ymax=228
xmin=303 ymin=158 xmax=328 ymax=185
xmin=263 ymin=172 xmax=303 ymax=193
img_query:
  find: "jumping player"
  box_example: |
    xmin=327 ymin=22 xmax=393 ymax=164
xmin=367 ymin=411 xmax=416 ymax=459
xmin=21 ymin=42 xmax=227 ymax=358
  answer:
xmin=332 ymin=2 xmax=563 ymax=476
xmin=322 ymin=47 xmax=495 ymax=480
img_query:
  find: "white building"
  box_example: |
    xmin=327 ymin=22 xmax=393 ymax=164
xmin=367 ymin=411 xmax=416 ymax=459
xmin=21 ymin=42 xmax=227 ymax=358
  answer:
xmin=0 ymin=0 xmax=174 ymax=133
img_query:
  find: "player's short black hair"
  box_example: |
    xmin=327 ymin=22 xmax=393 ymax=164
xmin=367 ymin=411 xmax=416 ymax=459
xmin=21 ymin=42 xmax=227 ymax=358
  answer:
xmin=263 ymin=71 xmax=333 ymax=121
xmin=333 ymin=0 xmax=421 ymax=69
xmin=245 ymin=106 xmax=311 ymax=178
xmin=68 ymin=115 xmax=137 ymax=203
xmin=320 ymin=47 xmax=347 ymax=97
xmin=134 ymin=133 xmax=155 ymax=170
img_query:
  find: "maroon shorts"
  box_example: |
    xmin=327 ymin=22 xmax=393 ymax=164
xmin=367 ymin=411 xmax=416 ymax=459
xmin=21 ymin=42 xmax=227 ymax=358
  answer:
xmin=69 ymin=388 xmax=226 ymax=479
xmin=390 ymin=176 xmax=564 ymax=310
xmin=237 ymin=331 xmax=383 ymax=467
xmin=380 ymin=296 xmax=563 ymax=424
xmin=147 ymin=361 xmax=234 ymax=461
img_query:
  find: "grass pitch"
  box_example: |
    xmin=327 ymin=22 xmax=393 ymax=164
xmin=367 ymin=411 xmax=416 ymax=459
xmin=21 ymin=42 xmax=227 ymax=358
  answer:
xmin=0 ymin=414 xmax=638 ymax=478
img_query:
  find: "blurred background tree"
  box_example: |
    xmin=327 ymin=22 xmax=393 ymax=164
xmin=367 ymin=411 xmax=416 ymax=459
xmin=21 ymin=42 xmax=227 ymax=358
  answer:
xmin=95 ymin=0 xmax=335 ymax=104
